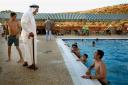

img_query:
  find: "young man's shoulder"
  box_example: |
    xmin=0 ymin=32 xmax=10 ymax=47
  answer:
xmin=100 ymin=61 xmax=106 ymax=67
xmin=16 ymin=20 xmax=20 ymax=23
xmin=6 ymin=20 xmax=12 ymax=26
xmin=8 ymin=20 xmax=19 ymax=24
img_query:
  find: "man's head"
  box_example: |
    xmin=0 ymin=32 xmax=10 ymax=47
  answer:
xmin=94 ymin=50 xmax=104 ymax=60
xmin=72 ymin=44 xmax=78 ymax=48
xmin=10 ymin=12 xmax=17 ymax=20
xmin=30 ymin=4 xmax=39 ymax=15
xmin=83 ymin=54 xmax=88 ymax=58
xmin=92 ymin=41 xmax=96 ymax=47
xmin=74 ymin=42 xmax=77 ymax=45
xmin=81 ymin=54 xmax=88 ymax=62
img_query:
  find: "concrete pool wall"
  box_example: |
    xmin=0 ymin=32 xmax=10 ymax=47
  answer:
xmin=56 ymin=38 xmax=101 ymax=85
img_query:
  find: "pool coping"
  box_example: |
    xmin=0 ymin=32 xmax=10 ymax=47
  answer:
xmin=56 ymin=38 xmax=101 ymax=85
xmin=58 ymin=37 xmax=128 ymax=40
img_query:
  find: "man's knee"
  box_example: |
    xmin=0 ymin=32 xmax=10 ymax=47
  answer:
xmin=8 ymin=46 xmax=11 ymax=49
xmin=16 ymin=46 xmax=20 ymax=50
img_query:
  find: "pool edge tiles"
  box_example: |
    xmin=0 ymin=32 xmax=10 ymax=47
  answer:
xmin=60 ymin=37 xmax=128 ymax=40
xmin=57 ymin=35 xmax=128 ymax=40
xmin=56 ymin=38 xmax=101 ymax=85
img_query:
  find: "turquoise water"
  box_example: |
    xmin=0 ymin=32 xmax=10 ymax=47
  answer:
xmin=63 ymin=39 xmax=128 ymax=85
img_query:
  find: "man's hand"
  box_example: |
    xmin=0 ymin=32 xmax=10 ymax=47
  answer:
xmin=28 ymin=32 xmax=34 ymax=39
xmin=86 ymin=70 xmax=91 ymax=75
xmin=76 ymin=59 xmax=80 ymax=61
xmin=81 ymin=75 xmax=91 ymax=79
xmin=16 ymin=34 xmax=20 ymax=39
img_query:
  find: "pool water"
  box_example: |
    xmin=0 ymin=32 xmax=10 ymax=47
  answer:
xmin=63 ymin=39 xmax=128 ymax=85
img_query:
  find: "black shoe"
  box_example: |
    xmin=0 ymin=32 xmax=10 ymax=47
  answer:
xmin=23 ymin=62 xmax=28 ymax=67
xmin=27 ymin=64 xmax=38 ymax=70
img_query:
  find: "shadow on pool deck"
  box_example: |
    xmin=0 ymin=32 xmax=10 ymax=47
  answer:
xmin=0 ymin=36 xmax=74 ymax=85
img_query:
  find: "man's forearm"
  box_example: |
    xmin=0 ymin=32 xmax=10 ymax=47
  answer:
xmin=90 ymin=75 xmax=100 ymax=79
xmin=88 ymin=65 xmax=94 ymax=71
xmin=17 ymin=28 xmax=21 ymax=35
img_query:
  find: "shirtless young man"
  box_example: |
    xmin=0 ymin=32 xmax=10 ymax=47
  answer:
xmin=5 ymin=12 xmax=24 ymax=63
xmin=82 ymin=50 xmax=108 ymax=85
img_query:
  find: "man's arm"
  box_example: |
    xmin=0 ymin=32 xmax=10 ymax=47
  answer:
xmin=81 ymin=63 xmax=94 ymax=79
xmin=88 ymin=63 xmax=95 ymax=71
xmin=17 ymin=21 xmax=21 ymax=33
xmin=21 ymin=15 xmax=34 ymax=38
xmin=16 ymin=21 xmax=21 ymax=38
xmin=17 ymin=21 xmax=21 ymax=29
xmin=21 ymin=15 xmax=31 ymax=33
xmin=85 ymin=63 xmax=95 ymax=75
xmin=4 ymin=21 xmax=8 ymax=29
xmin=4 ymin=21 xmax=9 ymax=35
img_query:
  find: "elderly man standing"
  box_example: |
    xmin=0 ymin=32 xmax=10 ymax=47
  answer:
xmin=21 ymin=4 xmax=39 ymax=70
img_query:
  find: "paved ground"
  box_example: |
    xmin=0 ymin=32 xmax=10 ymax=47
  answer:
xmin=0 ymin=36 xmax=74 ymax=85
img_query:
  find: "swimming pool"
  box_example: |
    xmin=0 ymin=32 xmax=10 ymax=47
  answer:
xmin=63 ymin=39 xmax=128 ymax=85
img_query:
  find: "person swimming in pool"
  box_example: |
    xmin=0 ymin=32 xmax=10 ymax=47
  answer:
xmin=96 ymin=38 xmax=99 ymax=41
xmin=74 ymin=42 xmax=77 ymax=45
xmin=92 ymin=41 xmax=96 ymax=47
xmin=71 ymin=44 xmax=81 ymax=59
xmin=81 ymin=50 xmax=108 ymax=85
xmin=77 ymin=53 xmax=88 ymax=64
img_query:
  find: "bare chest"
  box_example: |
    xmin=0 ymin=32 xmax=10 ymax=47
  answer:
xmin=94 ymin=62 xmax=100 ymax=72
xmin=8 ymin=22 xmax=18 ymax=29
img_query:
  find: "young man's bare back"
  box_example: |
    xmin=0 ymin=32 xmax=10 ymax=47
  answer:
xmin=5 ymin=12 xmax=24 ymax=63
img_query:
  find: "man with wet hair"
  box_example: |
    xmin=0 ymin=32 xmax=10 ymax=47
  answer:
xmin=77 ymin=53 xmax=88 ymax=64
xmin=82 ymin=50 xmax=108 ymax=85
xmin=5 ymin=12 xmax=24 ymax=63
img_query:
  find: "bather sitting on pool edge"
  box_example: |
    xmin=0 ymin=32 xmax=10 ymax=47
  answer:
xmin=81 ymin=50 xmax=108 ymax=85
xmin=77 ymin=53 xmax=88 ymax=64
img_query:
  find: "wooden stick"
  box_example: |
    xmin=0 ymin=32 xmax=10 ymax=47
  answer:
xmin=32 ymin=37 xmax=36 ymax=71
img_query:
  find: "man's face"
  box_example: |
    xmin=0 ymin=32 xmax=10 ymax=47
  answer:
xmin=94 ymin=51 xmax=99 ymax=59
xmin=82 ymin=55 xmax=87 ymax=60
xmin=33 ymin=8 xmax=39 ymax=15
xmin=11 ymin=15 xmax=16 ymax=20
xmin=72 ymin=46 xmax=77 ymax=50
